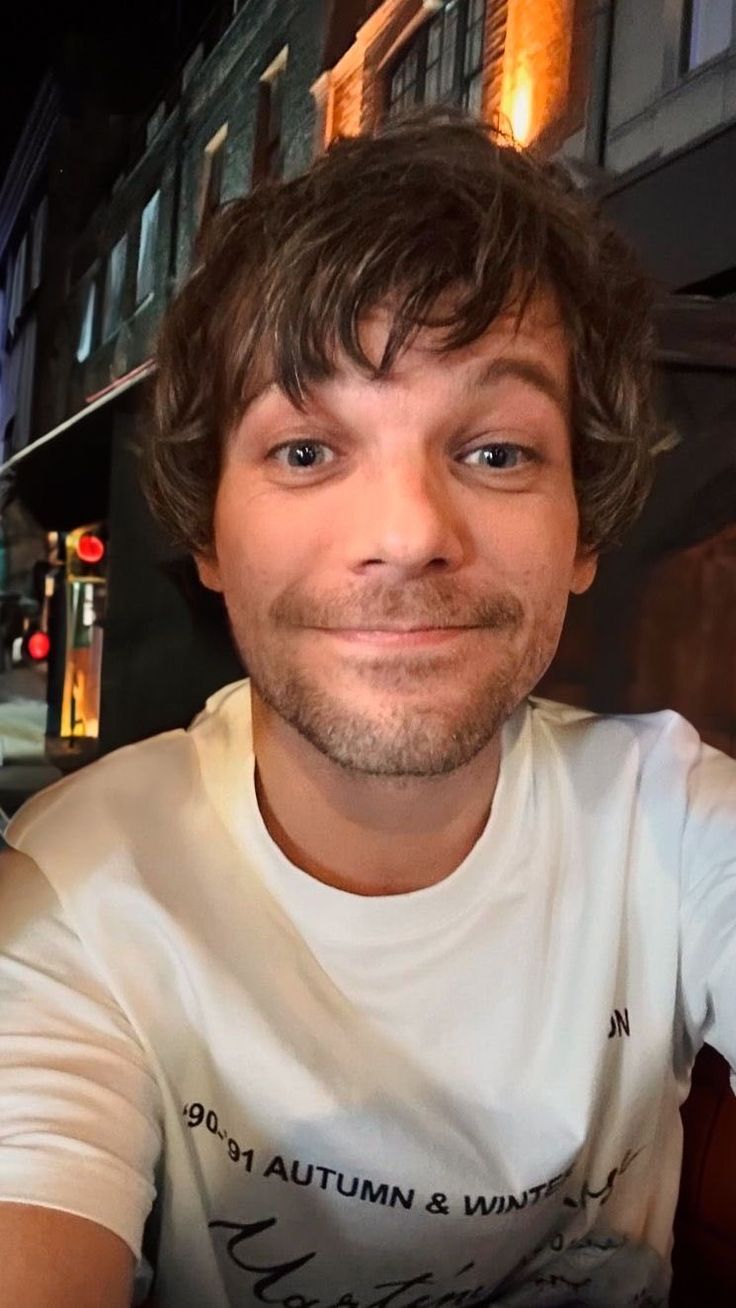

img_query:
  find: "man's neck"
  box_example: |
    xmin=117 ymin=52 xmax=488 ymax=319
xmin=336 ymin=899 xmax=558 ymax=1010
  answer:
xmin=250 ymin=692 xmax=503 ymax=897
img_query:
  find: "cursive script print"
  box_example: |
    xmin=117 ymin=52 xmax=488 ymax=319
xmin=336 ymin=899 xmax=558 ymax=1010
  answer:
xmin=209 ymin=1217 xmax=502 ymax=1308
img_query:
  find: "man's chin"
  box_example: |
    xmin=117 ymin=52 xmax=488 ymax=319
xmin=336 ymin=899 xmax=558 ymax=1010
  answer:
xmin=251 ymin=672 xmax=515 ymax=778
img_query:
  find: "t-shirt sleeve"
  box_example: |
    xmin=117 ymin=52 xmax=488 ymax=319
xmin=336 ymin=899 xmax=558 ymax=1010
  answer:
xmin=679 ymin=733 xmax=736 ymax=1085
xmin=0 ymin=847 xmax=163 ymax=1261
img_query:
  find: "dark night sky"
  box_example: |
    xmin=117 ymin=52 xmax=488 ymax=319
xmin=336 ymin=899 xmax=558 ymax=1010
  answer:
xmin=1 ymin=1 xmax=60 ymax=175
xmin=1 ymin=0 xmax=216 ymax=179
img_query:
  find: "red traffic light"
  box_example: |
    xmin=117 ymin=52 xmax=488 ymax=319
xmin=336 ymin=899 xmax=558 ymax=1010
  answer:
xmin=27 ymin=631 xmax=51 ymax=661
xmin=77 ymin=534 xmax=105 ymax=564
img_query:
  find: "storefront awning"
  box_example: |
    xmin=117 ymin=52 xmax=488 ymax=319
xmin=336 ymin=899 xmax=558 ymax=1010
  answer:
xmin=604 ymin=119 xmax=736 ymax=292
xmin=1 ymin=361 xmax=155 ymax=530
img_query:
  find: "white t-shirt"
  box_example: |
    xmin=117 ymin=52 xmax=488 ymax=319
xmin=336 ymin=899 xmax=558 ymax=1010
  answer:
xmin=0 ymin=679 xmax=734 ymax=1308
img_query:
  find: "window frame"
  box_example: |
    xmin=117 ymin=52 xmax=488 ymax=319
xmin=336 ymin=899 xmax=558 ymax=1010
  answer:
xmin=101 ymin=233 xmax=128 ymax=344
xmin=135 ymin=188 xmax=161 ymax=307
xmin=252 ymin=45 xmax=289 ymax=184
xmin=386 ymin=0 xmax=486 ymax=119
xmin=199 ymin=123 xmax=229 ymax=229
xmin=76 ymin=274 xmax=98 ymax=363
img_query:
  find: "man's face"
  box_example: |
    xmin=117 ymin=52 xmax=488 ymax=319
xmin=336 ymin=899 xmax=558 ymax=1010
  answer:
xmin=198 ymin=293 xmax=597 ymax=777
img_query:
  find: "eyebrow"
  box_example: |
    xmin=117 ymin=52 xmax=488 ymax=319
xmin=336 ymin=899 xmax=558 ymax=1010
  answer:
xmin=237 ymin=354 xmax=570 ymax=433
xmin=467 ymin=357 xmax=569 ymax=419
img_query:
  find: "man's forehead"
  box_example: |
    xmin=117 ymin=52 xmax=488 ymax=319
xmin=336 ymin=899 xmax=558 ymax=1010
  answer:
xmin=357 ymin=286 xmax=566 ymax=357
xmin=240 ymin=287 xmax=569 ymax=419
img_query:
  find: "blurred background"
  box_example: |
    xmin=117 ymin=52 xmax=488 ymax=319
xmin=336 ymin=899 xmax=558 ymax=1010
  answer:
xmin=0 ymin=0 xmax=734 ymax=820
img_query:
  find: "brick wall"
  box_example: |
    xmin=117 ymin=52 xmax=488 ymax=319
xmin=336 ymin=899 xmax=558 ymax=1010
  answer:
xmin=499 ymin=0 xmax=583 ymax=148
xmin=323 ymin=0 xmax=512 ymax=141
xmin=322 ymin=0 xmax=423 ymax=140
xmin=481 ymin=0 xmax=509 ymax=124
xmin=320 ymin=0 xmax=577 ymax=149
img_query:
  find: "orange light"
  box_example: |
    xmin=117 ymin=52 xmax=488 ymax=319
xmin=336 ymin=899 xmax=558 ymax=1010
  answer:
xmin=28 ymin=631 xmax=51 ymax=661
xmin=77 ymin=534 xmax=105 ymax=565
xmin=500 ymin=0 xmax=574 ymax=148
xmin=508 ymin=69 xmax=533 ymax=145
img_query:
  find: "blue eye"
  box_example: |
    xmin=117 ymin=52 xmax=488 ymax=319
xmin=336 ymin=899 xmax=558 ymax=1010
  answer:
xmin=271 ymin=441 xmax=334 ymax=469
xmin=461 ymin=443 xmax=531 ymax=470
xmin=266 ymin=439 xmax=534 ymax=475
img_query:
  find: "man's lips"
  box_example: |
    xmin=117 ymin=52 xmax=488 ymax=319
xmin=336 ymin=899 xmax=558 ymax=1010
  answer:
xmin=314 ymin=625 xmax=476 ymax=647
xmin=318 ymin=623 xmax=474 ymax=631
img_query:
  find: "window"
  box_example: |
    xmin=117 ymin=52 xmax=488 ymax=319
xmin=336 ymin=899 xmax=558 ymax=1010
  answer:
xmin=683 ymin=0 xmax=733 ymax=70
xmin=252 ymin=46 xmax=288 ymax=182
xmin=200 ymin=125 xmax=228 ymax=226
xmin=76 ymin=279 xmax=97 ymax=362
xmin=30 ymin=197 xmax=48 ymax=292
xmin=136 ymin=190 xmax=160 ymax=305
xmin=388 ymin=0 xmax=486 ymax=118
xmin=102 ymin=233 xmax=128 ymax=342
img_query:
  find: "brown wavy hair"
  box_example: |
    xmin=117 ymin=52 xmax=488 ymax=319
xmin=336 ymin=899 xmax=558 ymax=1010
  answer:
xmin=145 ymin=107 xmax=671 ymax=556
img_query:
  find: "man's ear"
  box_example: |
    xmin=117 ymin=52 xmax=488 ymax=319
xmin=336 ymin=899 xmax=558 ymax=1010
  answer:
xmin=570 ymin=548 xmax=598 ymax=596
xmin=194 ymin=552 xmax=223 ymax=593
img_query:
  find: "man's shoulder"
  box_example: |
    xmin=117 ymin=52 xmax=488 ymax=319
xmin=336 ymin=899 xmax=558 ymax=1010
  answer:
xmin=186 ymin=676 xmax=251 ymax=748
xmin=7 ymin=726 xmax=190 ymax=843
xmin=4 ymin=677 xmax=252 ymax=875
xmin=7 ymin=677 xmax=250 ymax=849
xmin=526 ymin=694 xmax=711 ymax=782
xmin=528 ymin=694 xmax=696 ymax=737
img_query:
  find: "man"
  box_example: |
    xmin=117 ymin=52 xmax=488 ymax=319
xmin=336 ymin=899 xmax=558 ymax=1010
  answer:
xmin=0 ymin=109 xmax=733 ymax=1308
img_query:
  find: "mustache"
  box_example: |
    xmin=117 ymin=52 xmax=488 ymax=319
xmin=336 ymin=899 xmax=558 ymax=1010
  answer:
xmin=270 ymin=582 xmax=524 ymax=631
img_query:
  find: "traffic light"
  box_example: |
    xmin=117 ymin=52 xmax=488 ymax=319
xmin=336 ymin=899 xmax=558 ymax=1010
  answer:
xmin=13 ymin=619 xmax=51 ymax=667
xmin=65 ymin=527 xmax=107 ymax=579
xmin=26 ymin=629 xmax=51 ymax=662
xmin=76 ymin=533 xmax=105 ymax=566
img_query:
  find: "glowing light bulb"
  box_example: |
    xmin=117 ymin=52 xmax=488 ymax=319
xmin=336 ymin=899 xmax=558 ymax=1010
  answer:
xmin=77 ymin=534 xmax=105 ymax=564
xmin=509 ymin=71 xmax=533 ymax=146
xmin=28 ymin=631 xmax=51 ymax=661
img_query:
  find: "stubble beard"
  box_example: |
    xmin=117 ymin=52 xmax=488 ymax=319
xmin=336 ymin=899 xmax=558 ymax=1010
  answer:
xmin=230 ymin=591 xmax=563 ymax=778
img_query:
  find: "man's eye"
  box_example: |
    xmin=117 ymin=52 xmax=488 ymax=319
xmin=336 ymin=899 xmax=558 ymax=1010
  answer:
xmin=269 ymin=441 xmax=335 ymax=470
xmin=460 ymin=443 xmax=533 ymax=471
xmin=266 ymin=440 xmax=532 ymax=472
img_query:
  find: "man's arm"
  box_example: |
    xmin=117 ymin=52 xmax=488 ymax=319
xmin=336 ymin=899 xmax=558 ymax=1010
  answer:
xmin=0 ymin=850 xmax=162 ymax=1306
xmin=0 ymin=1204 xmax=135 ymax=1308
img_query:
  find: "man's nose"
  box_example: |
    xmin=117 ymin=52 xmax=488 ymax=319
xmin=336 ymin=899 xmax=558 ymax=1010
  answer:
xmin=348 ymin=458 xmax=468 ymax=576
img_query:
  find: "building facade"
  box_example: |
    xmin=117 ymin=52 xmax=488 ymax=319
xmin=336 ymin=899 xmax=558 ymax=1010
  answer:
xmin=29 ymin=0 xmax=736 ymax=451
xmin=550 ymin=0 xmax=736 ymax=762
xmin=56 ymin=0 xmax=327 ymax=426
xmin=0 ymin=75 xmax=57 ymax=465
xmin=0 ymin=75 xmax=59 ymax=600
xmin=15 ymin=0 xmax=606 ymax=451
